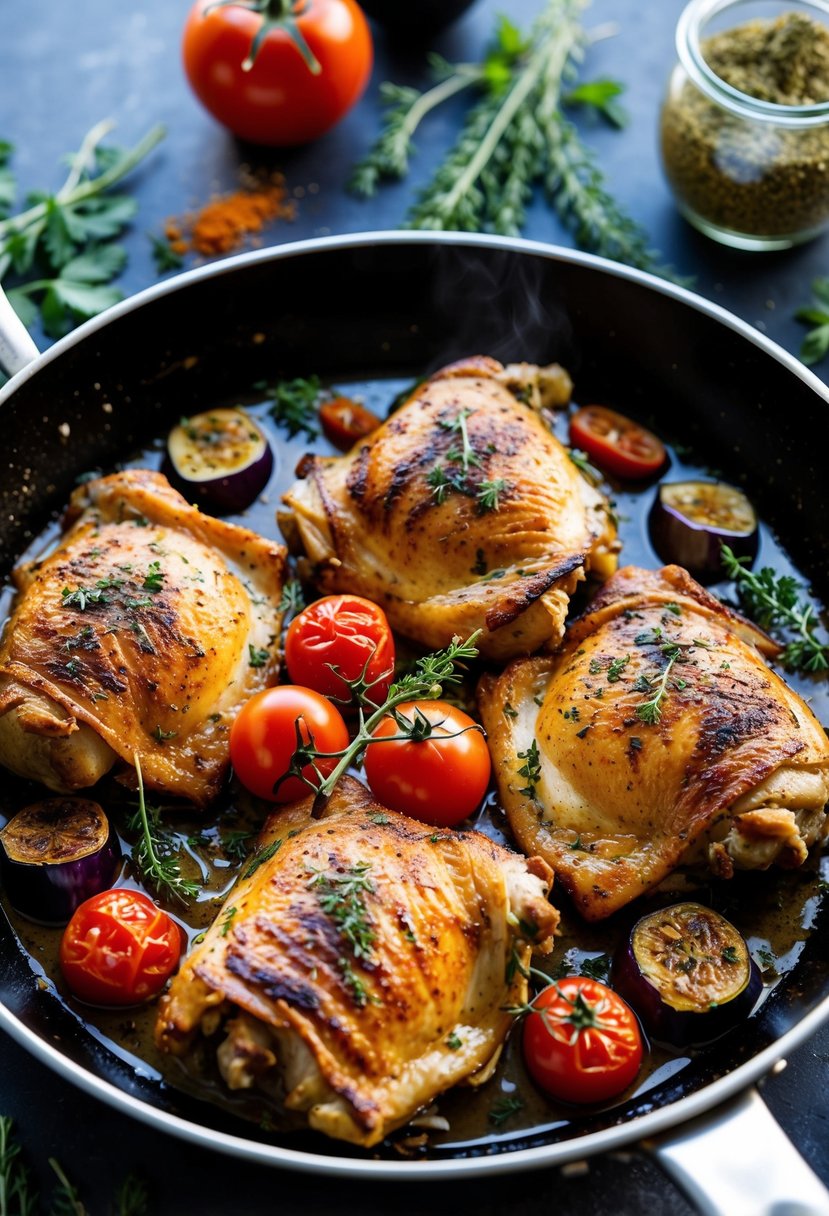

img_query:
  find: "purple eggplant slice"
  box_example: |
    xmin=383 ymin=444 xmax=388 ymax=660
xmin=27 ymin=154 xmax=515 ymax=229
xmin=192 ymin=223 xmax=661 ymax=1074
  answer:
xmin=613 ymin=902 xmax=762 ymax=1047
xmin=649 ymin=481 xmax=758 ymax=581
xmin=165 ymin=408 xmax=274 ymax=513
xmin=0 ymin=798 xmax=122 ymax=926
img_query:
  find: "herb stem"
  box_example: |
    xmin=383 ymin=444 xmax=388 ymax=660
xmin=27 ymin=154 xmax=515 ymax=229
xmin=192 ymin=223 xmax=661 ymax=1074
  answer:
xmin=403 ymin=69 xmax=482 ymax=143
xmin=0 ymin=123 xmax=165 ymax=244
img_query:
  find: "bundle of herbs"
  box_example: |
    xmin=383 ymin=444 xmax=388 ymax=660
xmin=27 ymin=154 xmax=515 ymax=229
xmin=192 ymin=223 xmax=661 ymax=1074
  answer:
xmin=0 ymin=120 xmax=163 ymax=341
xmin=351 ymin=0 xmax=674 ymax=277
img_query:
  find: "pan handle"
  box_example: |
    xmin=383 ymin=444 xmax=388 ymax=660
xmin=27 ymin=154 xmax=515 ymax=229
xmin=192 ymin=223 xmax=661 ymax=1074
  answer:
xmin=0 ymin=284 xmax=41 ymax=378
xmin=646 ymin=1085 xmax=829 ymax=1216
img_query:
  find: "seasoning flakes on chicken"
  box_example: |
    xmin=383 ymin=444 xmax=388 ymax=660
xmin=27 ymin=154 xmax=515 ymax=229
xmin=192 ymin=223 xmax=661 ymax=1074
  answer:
xmin=479 ymin=565 xmax=829 ymax=920
xmin=155 ymin=776 xmax=558 ymax=1147
xmin=0 ymin=470 xmax=286 ymax=806
xmin=280 ymin=356 xmax=618 ymax=661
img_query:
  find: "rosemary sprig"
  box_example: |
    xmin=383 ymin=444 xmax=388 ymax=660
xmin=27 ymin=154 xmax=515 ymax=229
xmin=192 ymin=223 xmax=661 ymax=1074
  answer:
xmin=477 ymin=478 xmax=508 ymax=513
xmin=636 ymin=653 xmax=678 ymax=724
xmin=489 ymin=1095 xmax=525 ymax=1127
xmin=721 ymin=545 xmax=829 ymax=672
xmin=307 ymin=862 xmax=377 ymax=1006
xmin=48 ymin=1159 xmax=88 ymax=1216
xmin=350 ymin=2 xmax=677 ymax=279
xmin=278 ymin=578 xmax=306 ymax=621
xmin=275 ymin=632 xmax=482 ymax=800
xmin=129 ymin=753 xmax=199 ymax=904
xmin=0 ymin=1116 xmax=37 ymax=1216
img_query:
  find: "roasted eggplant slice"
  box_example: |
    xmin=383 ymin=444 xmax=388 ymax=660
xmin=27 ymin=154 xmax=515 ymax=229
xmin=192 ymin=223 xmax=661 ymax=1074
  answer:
xmin=0 ymin=798 xmax=122 ymax=926
xmin=649 ymin=481 xmax=758 ymax=581
xmin=165 ymin=408 xmax=274 ymax=512
xmin=612 ymin=902 xmax=762 ymax=1046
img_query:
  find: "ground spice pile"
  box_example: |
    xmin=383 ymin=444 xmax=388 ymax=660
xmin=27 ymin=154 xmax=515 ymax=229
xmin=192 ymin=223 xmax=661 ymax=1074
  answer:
xmin=164 ymin=172 xmax=297 ymax=259
xmin=660 ymin=11 xmax=829 ymax=241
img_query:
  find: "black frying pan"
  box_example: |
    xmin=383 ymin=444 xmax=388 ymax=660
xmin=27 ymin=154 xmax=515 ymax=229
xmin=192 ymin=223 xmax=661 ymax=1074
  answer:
xmin=0 ymin=234 xmax=827 ymax=1212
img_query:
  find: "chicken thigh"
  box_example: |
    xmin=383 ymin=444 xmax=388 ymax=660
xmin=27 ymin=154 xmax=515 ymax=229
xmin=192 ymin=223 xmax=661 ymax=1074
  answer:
xmin=479 ymin=565 xmax=829 ymax=920
xmin=155 ymin=776 xmax=558 ymax=1147
xmin=280 ymin=356 xmax=617 ymax=660
xmin=0 ymin=470 xmax=286 ymax=806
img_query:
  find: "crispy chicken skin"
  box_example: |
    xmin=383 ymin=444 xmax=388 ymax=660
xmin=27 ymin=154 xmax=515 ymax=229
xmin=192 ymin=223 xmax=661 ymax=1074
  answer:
xmin=0 ymin=470 xmax=286 ymax=806
xmin=479 ymin=565 xmax=829 ymax=920
xmin=155 ymin=776 xmax=558 ymax=1147
xmin=280 ymin=357 xmax=617 ymax=660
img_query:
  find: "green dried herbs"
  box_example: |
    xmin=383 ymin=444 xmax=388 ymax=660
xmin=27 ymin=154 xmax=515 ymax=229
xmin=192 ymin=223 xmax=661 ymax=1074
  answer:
xmin=660 ymin=11 xmax=829 ymax=242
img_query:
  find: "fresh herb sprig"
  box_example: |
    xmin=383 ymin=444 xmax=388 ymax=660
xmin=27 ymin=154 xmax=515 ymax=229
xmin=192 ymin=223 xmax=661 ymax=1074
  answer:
xmin=258 ymin=375 xmax=321 ymax=440
xmin=0 ymin=120 xmax=164 ymax=339
xmin=794 ymin=276 xmax=829 ymax=365
xmin=351 ymin=5 xmax=676 ymax=278
xmin=721 ymin=545 xmax=829 ymax=672
xmin=128 ymin=753 xmax=199 ymax=904
xmin=0 ymin=1116 xmax=37 ymax=1216
xmin=307 ymin=862 xmax=377 ymax=1006
xmin=274 ymin=632 xmax=482 ymax=800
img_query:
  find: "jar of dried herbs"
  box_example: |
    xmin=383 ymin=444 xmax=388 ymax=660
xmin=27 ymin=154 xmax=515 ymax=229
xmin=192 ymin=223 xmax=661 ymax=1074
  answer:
xmin=660 ymin=0 xmax=829 ymax=249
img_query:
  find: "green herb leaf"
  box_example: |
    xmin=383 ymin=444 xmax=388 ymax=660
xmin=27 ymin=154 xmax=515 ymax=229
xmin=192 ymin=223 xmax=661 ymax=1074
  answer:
xmin=565 ymin=79 xmax=629 ymax=128
xmin=259 ymin=375 xmax=321 ymax=440
xmin=128 ymin=753 xmax=199 ymax=903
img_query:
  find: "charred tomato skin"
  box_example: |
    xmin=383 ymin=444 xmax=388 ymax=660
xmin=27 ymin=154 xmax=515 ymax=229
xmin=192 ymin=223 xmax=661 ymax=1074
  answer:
xmin=285 ymin=595 xmax=395 ymax=705
xmin=60 ymin=889 xmax=183 ymax=1007
xmin=522 ymin=977 xmax=644 ymax=1105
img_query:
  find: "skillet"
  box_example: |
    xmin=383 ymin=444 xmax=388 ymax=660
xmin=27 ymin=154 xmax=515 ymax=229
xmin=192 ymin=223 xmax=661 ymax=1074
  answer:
xmin=0 ymin=232 xmax=827 ymax=1213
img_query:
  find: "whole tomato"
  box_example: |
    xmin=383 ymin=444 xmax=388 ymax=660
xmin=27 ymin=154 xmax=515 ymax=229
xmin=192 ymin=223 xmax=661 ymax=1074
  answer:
xmin=363 ymin=700 xmax=491 ymax=827
xmin=229 ymin=684 xmax=349 ymax=801
xmin=60 ymin=889 xmax=183 ymax=1007
xmin=522 ymin=977 xmax=644 ymax=1105
xmin=182 ymin=0 xmax=373 ymax=146
xmin=285 ymin=594 xmax=395 ymax=706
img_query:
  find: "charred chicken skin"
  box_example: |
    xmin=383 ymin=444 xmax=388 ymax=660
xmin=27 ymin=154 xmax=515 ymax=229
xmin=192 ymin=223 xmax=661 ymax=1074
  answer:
xmin=156 ymin=776 xmax=558 ymax=1147
xmin=280 ymin=356 xmax=617 ymax=661
xmin=0 ymin=470 xmax=286 ymax=806
xmin=479 ymin=565 xmax=829 ymax=920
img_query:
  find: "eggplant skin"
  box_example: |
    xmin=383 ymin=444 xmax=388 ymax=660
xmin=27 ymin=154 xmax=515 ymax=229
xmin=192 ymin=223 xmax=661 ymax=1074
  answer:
xmin=611 ymin=903 xmax=762 ymax=1047
xmin=0 ymin=798 xmax=122 ymax=927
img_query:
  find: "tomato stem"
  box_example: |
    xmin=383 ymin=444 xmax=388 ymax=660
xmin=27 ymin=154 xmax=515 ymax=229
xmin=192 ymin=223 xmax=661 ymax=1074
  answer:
xmin=204 ymin=0 xmax=321 ymax=74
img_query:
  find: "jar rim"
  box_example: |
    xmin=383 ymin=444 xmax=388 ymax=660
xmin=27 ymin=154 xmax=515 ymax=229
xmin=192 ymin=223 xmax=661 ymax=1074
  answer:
xmin=676 ymin=0 xmax=829 ymax=126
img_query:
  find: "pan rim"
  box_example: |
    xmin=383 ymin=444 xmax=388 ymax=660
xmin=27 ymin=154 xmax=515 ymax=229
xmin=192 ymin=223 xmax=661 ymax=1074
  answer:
xmin=0 ymin=230 xmax=827 ymax=1177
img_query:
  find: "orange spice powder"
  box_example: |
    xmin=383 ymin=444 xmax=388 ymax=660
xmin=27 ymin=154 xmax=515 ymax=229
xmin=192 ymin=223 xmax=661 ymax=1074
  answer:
xmin=165 ymin=173 xmax=297 ymax=258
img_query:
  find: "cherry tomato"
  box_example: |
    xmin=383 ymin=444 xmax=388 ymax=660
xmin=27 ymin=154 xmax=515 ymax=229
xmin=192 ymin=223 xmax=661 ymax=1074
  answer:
xmin=285 ymin=595 xmax=395 ymax=706
xmin=522 ymin=977 xmax=644 ymax=1105
xmin=363 ymin=700 xmax=491 ymax=827
xmin=320 ymin=397 xmax=381 ymax=450
xmin=230 ymin=685 xmax=349 ymax=801
xmin=569 ymin=405 xmax=666 ymax=480
xmin=59 ymin=889 xmax=183 ymax=1007
xmin=181 ymin=0 xmax=373 ymax=147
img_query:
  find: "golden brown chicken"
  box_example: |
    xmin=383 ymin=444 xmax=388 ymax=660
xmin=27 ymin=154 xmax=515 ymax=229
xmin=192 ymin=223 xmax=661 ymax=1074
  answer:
xmin=280 ymin=356 xmax=617 ymax=661
xmin=0 ymin=470 xmax=285 ymax=806
xmin=479 ymin=565 xmax=829 ymax=921
xmin=155 ymin=776 xmax=558 ymax=1147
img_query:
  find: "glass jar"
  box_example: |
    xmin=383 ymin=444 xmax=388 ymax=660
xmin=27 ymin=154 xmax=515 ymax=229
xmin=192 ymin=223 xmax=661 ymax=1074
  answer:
xmin=660 ymin=0 xmax=829 ymax=250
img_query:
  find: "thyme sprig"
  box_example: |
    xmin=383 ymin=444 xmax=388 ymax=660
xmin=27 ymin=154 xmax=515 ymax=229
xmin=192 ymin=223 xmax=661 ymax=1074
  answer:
xmin=516 ymin=738 xmax=542 ymax=800
xmin=721 ymin=544 xmax=829 ymax=672
xmin=258 ymin=375 xmax=321 ymax=441
xmin=307 ymin=861 xmax=377 ymax=1006
xmin=274 ymin=632 xmax=482 ymax=800
xmin=0 ymin=1116 xmax=37 ymax=1216
xmin=128 ymin=753 xmax=199 ymax=904
xmin=0 ymin=121 xmax=164 ymax=339
xmin=350 ymin=4 xmax=676 ymax=278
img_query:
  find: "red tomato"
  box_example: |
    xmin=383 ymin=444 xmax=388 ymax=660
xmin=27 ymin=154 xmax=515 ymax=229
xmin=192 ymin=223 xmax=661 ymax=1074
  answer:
xmin=363 ymin=700 xmax=491 ymax=827
xmin=319 ymin=397 xmax=381 ymax=450
xmin=285 ymin=595 xmax=395 ymax=705
xmin=569 ymin=405 xmax=666 ymax=480
xmin=230 ymin=685 xmax=349 ymax=801
xmin=523 ymin=978 xmax=644 ymax=1105
xmin=181 ymin=0 xmax=373 ymax=146
xmin=59 ymin=889 xmax=183 ymax=1007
